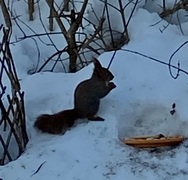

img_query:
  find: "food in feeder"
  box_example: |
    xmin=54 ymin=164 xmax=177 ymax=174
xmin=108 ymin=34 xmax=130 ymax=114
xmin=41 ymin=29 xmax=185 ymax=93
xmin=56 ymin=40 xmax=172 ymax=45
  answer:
xmin=123 ymin=134 xmax=184 ymax=148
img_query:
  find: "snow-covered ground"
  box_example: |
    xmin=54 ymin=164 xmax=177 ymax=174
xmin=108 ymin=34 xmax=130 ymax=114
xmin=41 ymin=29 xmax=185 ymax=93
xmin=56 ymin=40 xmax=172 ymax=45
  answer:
xmin=1 ymin=0 xmax=188 ymax=179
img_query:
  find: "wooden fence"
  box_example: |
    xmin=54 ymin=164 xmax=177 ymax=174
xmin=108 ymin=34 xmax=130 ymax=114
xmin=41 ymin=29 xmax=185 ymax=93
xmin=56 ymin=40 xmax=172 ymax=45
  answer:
xmin=0 ymin=26 xmax=28 ymax=165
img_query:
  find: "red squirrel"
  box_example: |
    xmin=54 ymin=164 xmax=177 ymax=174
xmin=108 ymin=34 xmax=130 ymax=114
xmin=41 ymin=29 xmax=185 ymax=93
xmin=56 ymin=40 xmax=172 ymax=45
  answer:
xmin=34 ymin=59 xmax=116 ymax=134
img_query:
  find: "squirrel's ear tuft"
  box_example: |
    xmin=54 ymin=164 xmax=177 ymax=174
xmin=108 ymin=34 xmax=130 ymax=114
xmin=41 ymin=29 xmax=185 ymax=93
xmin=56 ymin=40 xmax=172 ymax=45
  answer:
xmin=93 ymin=58 xmax=102 ymax=69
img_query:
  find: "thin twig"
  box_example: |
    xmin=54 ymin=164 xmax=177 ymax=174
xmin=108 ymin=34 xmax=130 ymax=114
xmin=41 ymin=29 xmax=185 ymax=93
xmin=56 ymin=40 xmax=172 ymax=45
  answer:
xmin=168 ymin=41 xmax=188 ymax=79
xmin=121 ymin=48 xmax=188 ymax=78
xmin=31 ymin=161 xmax=47 ymax=177
xmin=107 ymin=50 xmax=117 ymax=69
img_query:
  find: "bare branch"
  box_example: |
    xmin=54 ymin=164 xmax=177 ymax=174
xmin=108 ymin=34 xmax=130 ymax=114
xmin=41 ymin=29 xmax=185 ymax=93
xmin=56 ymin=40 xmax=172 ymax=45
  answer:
xmin=0 ymin=0 xmax=12 ymax=28
xmin=160 ymin=0 xmax=188 ymax=18
xmin=120 ymin=47 xmax=188 ymax=78
xmin=45 ymin=0 xmax=67 ymax=36
xmin=28 ymin=0 xmax=34 ymax=21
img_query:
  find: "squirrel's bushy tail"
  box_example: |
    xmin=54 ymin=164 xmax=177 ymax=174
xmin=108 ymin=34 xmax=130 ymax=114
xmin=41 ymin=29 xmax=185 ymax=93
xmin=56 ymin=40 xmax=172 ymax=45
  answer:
xmin=34 ymin=109 xmax=78 ymax=134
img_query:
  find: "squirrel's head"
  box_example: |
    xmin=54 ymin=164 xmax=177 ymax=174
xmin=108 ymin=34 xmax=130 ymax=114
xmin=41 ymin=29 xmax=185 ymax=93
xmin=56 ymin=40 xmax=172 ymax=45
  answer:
xmin=92 ymin=58 xmax=114 ymax=82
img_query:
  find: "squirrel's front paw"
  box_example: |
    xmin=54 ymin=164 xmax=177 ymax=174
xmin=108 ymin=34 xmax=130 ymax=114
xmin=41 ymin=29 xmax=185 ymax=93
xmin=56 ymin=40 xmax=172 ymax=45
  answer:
xmin=109 ymin=82 xmax=116 ymax=89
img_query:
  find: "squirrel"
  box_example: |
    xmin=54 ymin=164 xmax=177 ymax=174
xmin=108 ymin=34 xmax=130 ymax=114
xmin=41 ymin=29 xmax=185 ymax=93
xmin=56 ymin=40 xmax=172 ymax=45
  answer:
xmin=34 ymin=58 xmax=116 ymax=134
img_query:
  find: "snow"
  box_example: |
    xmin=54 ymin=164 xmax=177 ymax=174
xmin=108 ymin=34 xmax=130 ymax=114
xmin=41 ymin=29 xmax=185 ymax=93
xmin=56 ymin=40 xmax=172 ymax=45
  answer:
xmin=1 ymin=0 xmax=188 ymax=180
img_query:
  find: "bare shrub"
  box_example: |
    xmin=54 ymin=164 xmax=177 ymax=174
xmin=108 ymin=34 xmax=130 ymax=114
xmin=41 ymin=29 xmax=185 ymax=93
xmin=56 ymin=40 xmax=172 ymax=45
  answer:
xmin=7 ymin=0 xmax=142 ymax=73
xmin=144 ymin=0 xmax=188 ymax=34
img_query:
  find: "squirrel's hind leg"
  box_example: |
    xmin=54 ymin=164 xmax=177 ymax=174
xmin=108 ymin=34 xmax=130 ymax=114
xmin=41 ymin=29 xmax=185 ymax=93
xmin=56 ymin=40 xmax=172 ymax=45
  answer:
xmin=88 ymin=116 xmax=105 ymax=121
